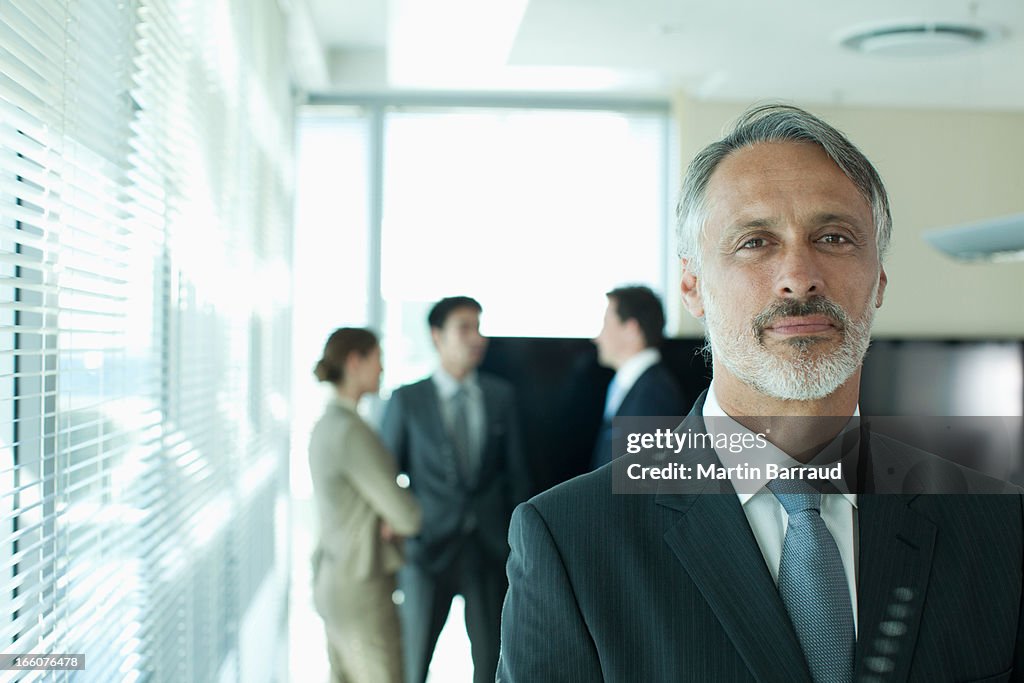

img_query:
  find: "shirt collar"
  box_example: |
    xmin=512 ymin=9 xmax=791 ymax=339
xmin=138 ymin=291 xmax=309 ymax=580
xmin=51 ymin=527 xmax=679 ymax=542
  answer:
xmin=703 ymin=380 xmax=859 ymax=508
xmin=613 ymin=348 xmax=661 ymax=392
xmin=432 ymin=367 xmax=479 ymax=399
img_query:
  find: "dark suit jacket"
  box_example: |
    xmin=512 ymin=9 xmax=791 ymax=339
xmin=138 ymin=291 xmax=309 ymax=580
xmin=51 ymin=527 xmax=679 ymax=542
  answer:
xmin=591 ymin=361 xmax=687 ymax=469
xmin=381 ymin=373 xmax=530 ymax=574
xmin=499 ymin=393 xmax=1024 ymax=682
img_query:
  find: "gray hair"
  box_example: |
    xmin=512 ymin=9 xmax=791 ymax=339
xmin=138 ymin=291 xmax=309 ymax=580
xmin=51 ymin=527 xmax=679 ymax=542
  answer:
xmin=675 ymin=104 xmax=892 ymax=272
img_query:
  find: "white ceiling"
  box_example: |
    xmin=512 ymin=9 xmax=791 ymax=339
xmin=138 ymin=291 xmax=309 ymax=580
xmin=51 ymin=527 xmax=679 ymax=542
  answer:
xmin=302 ymin=0 xmax=1024 ymax=110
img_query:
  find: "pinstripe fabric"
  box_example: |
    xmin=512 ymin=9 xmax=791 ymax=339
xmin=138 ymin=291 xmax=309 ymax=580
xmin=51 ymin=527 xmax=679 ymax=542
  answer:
xmin=855 ymin=494 xmax=1024 ymax=682
xmin=497 ymin=396 xmax=1024 ymax=683
xmin=498 ymin=486 xmax=770 ymax=682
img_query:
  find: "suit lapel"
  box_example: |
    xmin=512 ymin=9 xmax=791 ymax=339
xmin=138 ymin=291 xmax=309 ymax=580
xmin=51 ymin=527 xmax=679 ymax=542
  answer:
xmin=417 ymin=380 xmax=448 ymax=442
xmin=659 ymin=487 xmax=813 ymax=683
xmin=654 ymin=394 xmax=939 ymax=681
xmin=650 ymin=395 xmax=809 ymax=682
xmin=850 ymin=426 xmax=938 ymax=682
xmin=854 ymin=495 xmax=936 ymax=682
xmin=653 ymin=401 xmax=812 ymax=683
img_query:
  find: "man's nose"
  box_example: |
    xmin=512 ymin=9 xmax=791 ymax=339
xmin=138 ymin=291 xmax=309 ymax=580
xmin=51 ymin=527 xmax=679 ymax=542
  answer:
xmin=774 ymin=243 xmax=825 ymax=299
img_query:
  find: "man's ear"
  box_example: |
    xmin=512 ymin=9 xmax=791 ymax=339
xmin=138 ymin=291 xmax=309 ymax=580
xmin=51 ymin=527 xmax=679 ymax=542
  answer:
xmin=875 ymin=266 xmax=888 ymax=308
xmin=624 ymin=317 xmax=644 ymax=343
xmin=680 ymin=259 xmax=704 ymax=318
xmin=429 ymin=327 xmax=442 ymax=350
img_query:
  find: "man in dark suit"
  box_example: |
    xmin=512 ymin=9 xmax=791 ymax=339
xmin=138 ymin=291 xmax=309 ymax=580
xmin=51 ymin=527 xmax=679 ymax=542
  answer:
xmin=498 ymin=105 xmax=1024 ymax=682
xmin=382 ymin=296 xmax=529 ymax=683
xmin=591 ymin=285 xmax=687 ymax=470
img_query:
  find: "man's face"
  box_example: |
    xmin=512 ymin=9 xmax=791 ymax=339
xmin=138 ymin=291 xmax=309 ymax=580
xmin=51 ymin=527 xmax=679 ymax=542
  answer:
xmin=593 ymin=298 xmax=634 ymax=370
xmin=681 ymin=141 xmax=887 ymax=401
xmin=433 ymin=307 xmax=488 ymax=373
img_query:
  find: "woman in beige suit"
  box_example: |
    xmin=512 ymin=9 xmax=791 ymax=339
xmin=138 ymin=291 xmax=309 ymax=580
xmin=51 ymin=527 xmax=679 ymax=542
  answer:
xmin=309 ymin=328 xmax=422 ymax=683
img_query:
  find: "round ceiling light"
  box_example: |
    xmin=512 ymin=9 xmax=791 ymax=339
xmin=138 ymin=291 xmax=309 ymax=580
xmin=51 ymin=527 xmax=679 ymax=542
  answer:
xmin=839 ymin=22 xmax=995 ymax=57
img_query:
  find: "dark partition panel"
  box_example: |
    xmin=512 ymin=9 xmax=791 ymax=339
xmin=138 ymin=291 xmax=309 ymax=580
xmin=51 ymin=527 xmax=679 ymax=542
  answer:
xmin=482 ymin=337 xmax=1023 ymax=495
xmin=859 ymin=339 xmax=1023 ymax=416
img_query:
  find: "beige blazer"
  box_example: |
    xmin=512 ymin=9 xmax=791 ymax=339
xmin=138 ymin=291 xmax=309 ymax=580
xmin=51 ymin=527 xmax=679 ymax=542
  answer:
xmin=309 ymin=398 xmax=422 ymax=580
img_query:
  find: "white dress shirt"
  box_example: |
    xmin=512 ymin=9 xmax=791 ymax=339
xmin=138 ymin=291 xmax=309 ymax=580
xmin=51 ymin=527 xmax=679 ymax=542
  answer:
xmin=432 ymin=368 xmax=486 ymax=466
xmin=703 ymin=381 xmax=860 ymax=633
xmin=604 ymin=348 xmax=661 ymax=419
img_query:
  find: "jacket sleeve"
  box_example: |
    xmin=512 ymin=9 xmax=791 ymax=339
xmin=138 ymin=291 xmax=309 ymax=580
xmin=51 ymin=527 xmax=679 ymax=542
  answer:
xmin=497 ymin=502 xmax=601 ymax=682
xmin=380 ymin=387 xmax=409 ymax=474
xmin=343 ymin=420 xmax=422 ymax=537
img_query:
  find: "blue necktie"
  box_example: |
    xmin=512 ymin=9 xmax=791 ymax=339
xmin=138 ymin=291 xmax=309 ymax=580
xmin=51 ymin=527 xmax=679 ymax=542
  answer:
xmin=768 ymin=479 xmax=855 ymax=683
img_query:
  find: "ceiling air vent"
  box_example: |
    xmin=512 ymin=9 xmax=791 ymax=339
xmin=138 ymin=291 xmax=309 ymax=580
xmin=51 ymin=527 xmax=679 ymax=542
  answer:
xmin=840 ymin=23 xmax=994 ymax=57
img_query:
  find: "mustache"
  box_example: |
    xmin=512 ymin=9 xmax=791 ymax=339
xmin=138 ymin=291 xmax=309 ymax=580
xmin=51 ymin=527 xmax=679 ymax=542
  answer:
xmin=751 ymin=296 xmax=850 ymax=337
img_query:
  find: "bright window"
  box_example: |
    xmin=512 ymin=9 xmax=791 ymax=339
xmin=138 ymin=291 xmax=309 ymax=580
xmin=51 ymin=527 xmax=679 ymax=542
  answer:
xmin=379 ymin=106 xmax=670 ymax=387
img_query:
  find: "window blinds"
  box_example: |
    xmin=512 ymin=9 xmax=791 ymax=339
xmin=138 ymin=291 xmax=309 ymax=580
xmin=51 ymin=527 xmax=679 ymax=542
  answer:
xmin=0 ymin=1 xmax=294 ymax=681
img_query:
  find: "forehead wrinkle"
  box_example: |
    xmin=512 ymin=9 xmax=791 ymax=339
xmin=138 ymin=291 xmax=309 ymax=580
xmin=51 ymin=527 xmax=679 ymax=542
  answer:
xmin=698 ymin=141 xmax=877 ymax=259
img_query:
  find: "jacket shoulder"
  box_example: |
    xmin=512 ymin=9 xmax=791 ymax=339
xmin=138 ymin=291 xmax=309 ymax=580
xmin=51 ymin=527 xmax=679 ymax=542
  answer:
xmin=618 ymin=362 xmax=686 ymax=416
xmin=527 ymin=466 xmax=614 ymax=521
xmin=390 ymin=378 xmax=434 ymax=401
xmin=637 ymin=362 xmax=684 ymax=392
xmin=869 ymin=431 xmax=1022 ymax=495
xmin=311 ymin=403 xmax=351 ymax=439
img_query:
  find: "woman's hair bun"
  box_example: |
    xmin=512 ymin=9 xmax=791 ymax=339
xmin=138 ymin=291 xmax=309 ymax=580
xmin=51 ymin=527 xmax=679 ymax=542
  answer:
xmin=314 ymin=327 xmax=379 ymax=385
xmin=313 ymin=358 xmax=342 ymax=384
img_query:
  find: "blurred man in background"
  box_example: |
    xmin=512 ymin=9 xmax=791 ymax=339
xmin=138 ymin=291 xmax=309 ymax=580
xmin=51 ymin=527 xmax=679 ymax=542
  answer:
xmin=382 ymin=296 xmax=529 ymax=683
xmin=591 ymin=285 xmax=687 ymax=470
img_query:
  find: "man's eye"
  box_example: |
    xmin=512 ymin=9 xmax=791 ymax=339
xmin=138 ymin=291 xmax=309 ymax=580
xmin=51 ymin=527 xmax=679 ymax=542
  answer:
xmin=819 ymin=234 xmax=849 ymax=244
xmin=740 ymin=238 xmax=765 ymax=249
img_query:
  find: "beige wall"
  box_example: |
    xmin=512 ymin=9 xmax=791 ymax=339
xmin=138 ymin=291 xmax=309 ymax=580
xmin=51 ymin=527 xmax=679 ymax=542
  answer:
xmin=669 ymin=94 xmax=1024 ymax=339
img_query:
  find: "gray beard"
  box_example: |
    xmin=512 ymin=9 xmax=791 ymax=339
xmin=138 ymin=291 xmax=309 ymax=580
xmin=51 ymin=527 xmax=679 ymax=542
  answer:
xmin=702 ymin=289 xmax=876 ymax=402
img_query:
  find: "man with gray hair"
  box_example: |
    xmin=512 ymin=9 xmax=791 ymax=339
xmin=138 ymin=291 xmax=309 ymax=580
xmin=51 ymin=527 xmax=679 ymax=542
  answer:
xmin=497 ymin=104 xmax=1024 ymax=681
